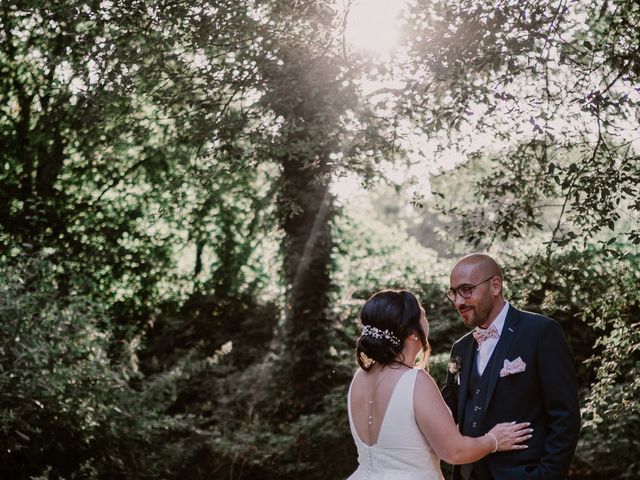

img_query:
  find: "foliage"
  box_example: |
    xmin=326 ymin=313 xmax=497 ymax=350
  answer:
xmin=570 ymin=252 xmax=640 ymax=479
xmin=0 ymin=254 xmax=195 ymax=479
xmin=0 ymin=0 xmax=637 ymax=478
xmin=0 ymin=0 xmax=279 ymax=325
xmin=393 ymin=0 xmax=640 ymax=251
xmin=332 ymin=198 xmax=462 ymax=350
xmin=207 ymin=386 xmax=356 ymax=480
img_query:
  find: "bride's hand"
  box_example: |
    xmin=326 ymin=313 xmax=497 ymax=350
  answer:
xmin=487 ymin=421 xmax=532 ymax=452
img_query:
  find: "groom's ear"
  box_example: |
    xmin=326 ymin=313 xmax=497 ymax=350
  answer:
xmin=490 ymin=276 xmax=503 ymax=297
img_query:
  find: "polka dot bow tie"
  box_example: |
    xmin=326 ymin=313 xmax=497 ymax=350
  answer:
xmin=473 ymin=325 xmax=500 ymax=345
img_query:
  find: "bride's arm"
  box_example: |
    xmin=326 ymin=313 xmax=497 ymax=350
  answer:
xmin=413 ymin=370 xmax=531 ymax=465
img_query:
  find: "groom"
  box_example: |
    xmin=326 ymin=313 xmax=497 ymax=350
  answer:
xmin=442 ymin=253 xmax=580 ymax=480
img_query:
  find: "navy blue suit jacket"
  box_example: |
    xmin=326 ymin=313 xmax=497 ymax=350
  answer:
xmin=441 ymin=305 xmax=580 ymax=480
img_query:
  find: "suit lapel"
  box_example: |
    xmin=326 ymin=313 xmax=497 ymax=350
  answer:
xmin=483 ymin=305 xmax=521 ymax=411
xmin=457 ymin=334 xmax=476 ymax=423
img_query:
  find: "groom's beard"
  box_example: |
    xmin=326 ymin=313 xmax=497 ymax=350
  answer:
xmin=458 ymin=299 xmax=492 ymax=329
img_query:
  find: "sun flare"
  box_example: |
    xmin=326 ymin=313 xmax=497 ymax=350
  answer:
xmin=344 ymin=0 xmax=407 ymax=55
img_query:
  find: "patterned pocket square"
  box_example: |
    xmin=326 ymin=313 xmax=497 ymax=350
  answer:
xmin=500 ymin=356 xmax=527 ymax=377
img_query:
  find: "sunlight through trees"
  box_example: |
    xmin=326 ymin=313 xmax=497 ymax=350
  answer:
xmin=1 ymin=0 xmax=638 ymax=478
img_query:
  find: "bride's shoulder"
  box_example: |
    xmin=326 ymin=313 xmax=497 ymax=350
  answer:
xmin=414 ymin=369 xmax=440 ymax=391
xmin=415 ymin=368 xmax=434 ymax=380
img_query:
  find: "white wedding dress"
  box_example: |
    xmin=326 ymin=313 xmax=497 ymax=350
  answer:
xmin=347 ymin=369 xmax=444 ymax=480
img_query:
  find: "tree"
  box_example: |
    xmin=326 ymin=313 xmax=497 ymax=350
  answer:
xmin=390 ymin=0 xmax=640 ymax=251
xmin=235 ymin=0 xmax=394 ymax=417
xmin=384 ymin=1 xmax=639 ymax=477
xmin=0 ymin=2 xmax=279 ymax=476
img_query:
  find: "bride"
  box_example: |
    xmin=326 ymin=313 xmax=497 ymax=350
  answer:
xmin=347 ymin=289 xmax=531 ymax=480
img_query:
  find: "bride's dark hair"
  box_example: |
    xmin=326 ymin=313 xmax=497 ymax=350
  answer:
xmin=356 ymin=289 xmax=428 ymax=370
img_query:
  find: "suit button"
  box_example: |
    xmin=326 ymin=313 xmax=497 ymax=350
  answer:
xmin=472 ymin=422 xmax=478 ymax=428
xmin=475 ymin=388 xmax=481 ymax=395
xmin=474 ymin=406 xmax=482 ymax=412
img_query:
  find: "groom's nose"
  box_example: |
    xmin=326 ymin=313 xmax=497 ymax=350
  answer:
xmin=454 ymin=295 xmax=466 ymax=307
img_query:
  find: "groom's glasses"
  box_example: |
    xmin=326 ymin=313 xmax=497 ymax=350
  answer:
xmin=446 ymin=276 xmax=495 ymax=302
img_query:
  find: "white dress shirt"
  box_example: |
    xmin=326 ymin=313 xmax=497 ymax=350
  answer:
xmin=476 ymin=302 xmax=510 ymax=375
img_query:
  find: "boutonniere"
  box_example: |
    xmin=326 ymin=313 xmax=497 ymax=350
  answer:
xmin=500 ymin=356 xmax=527 ymax=377
xmin=448 ymin=356 xmax=462 ymax=385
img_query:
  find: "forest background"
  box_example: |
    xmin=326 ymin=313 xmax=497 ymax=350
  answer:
xmin=1 ymin=0 xmax=639 ymax=479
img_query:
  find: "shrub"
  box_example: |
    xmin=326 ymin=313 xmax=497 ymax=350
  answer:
xmin=0 ymin=255 xmax=188 ymax=479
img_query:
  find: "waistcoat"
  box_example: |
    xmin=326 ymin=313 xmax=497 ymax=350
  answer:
xmin=460 ymin=347 xmax=497 ymax=480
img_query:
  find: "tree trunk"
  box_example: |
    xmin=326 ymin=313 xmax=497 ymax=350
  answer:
xmin=260 ymin=43 xmax=344 ymax=417
xmin=278 ymin=150 xmax=335 ymax=415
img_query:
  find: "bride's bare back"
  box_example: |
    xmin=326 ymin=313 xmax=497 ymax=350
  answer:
xmin=349 ymin=365 xmax=412 ymax=446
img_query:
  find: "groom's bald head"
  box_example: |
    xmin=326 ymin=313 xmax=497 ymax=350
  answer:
xmin=453 ymin=253 xmax=503 ymax=282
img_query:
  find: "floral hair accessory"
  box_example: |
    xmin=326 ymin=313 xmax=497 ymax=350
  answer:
xmin=362 ymin=324 xmax=401 ymax=347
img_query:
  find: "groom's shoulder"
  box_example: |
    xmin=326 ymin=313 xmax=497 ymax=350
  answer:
xmin=510 ymin=305 xmax=558 ymax=330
